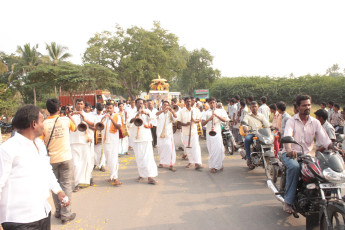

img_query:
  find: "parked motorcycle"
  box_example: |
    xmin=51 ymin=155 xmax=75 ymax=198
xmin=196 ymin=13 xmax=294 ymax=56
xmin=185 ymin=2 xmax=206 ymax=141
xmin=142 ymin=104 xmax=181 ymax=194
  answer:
xmin=0 ymin=121 xmax=12 ymax=134
xmin=268 ymin=136 xmax=345 ymax=230
xmin=221 ymin=122 xmax=236 ymax=155
xmin=238 ymin=121 xmax=276 ymax=177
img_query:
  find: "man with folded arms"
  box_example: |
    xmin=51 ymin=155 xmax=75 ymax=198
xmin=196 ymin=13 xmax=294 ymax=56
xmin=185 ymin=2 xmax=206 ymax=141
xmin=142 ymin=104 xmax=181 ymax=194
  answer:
xmin=0 ymin=105 xmax=70 ymax=229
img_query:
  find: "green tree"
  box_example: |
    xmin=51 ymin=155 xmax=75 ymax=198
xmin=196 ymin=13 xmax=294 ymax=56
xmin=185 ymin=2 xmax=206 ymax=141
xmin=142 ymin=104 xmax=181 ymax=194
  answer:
xmin=174 ymin=48 xmax=220 ymax=95
xmin=16 ymin=43 xmax=41 ymax=105
xmin=45 ymin=42 xmax=71 ymax=65
xmin=83 ymin=22 xmax=186 ymax=99
xmin=45 ymin=42 xmax=72 ymax=97
xmin=326 ymin=64 xmax=344 ymax=78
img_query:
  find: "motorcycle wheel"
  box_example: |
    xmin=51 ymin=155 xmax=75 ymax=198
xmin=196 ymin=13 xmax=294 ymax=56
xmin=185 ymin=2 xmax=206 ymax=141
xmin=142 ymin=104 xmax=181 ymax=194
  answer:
xmin=278 ymin=170 xmax=286 ymax=194
xmin=264 ymin=156 xmax=274 ymax=180
xmin=225 ymin=136 xmax=235 ymax=155
xmin=320 ymin=201 xmax=345 ymax=230
xmin=272 ymin=165 xmax=279 ymax=184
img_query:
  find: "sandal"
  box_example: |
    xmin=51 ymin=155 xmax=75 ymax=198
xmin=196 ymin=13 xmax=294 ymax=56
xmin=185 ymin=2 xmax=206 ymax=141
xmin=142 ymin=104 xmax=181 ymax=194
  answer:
xmin=158 ymin=164 xmax=163 ymax=168
xmin=136 ymin=177 xmax=143 ymax=182
xmin=186 ymin=163 xmax=191 ymax=168
xmin=283 ymin=202 xmax=294 ymax=214
xmin=210 ymin=168 xmax=217 ymax=173
xmin=73 ymin=186 xmax=80 ymax=192
xmin=195 ymin=164 xmax=202 ymax=171
xmin=169 ymin=166 xmax=176 ymax=172
xmin=148 ymin=179 xmax=158 ymax=185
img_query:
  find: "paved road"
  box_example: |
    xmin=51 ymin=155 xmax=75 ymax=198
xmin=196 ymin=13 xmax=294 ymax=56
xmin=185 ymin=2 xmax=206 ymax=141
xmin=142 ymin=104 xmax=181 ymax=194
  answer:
xmin=50 ymin=138 xmax=305 ymax=230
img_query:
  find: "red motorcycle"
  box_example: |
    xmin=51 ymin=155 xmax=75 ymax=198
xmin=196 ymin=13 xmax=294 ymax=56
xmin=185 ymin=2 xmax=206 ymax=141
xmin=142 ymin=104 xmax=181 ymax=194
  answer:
xmin=268 ymin=136 xmax=345 ymax=230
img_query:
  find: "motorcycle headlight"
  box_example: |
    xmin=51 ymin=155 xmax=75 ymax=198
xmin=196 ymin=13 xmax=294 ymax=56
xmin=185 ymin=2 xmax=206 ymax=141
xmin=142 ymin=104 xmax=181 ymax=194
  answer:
xmin=323 ymin=168 xmax=345 ymax=183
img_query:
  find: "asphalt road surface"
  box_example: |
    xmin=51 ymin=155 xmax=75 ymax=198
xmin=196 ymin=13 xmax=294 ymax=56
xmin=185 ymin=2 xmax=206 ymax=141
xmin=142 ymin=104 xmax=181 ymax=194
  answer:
xmin=50 ymin=138 xmax=306 ymax=230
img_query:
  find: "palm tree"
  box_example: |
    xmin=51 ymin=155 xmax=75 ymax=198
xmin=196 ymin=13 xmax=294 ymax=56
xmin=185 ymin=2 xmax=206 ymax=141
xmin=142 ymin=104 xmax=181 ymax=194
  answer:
xmin=46 ymin=42 xmax=72 ymax=96
xmin=16 ymin=43 xmax=41 ymax=105
xmin=46 ymin=42 xmax=71 ymax=65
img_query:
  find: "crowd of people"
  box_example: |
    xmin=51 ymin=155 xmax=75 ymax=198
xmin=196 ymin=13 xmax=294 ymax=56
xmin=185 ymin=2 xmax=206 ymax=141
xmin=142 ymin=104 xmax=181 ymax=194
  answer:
xmin=0 ymin=94 xmax=344 ymax=229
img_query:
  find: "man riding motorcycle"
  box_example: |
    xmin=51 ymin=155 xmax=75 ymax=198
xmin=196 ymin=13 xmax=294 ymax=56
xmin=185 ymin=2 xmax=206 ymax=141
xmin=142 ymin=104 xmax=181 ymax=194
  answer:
xmin=282 ymin=95 xmax=332 ymax=214
xmin=242 ymin=101 xmax=270 ymax=168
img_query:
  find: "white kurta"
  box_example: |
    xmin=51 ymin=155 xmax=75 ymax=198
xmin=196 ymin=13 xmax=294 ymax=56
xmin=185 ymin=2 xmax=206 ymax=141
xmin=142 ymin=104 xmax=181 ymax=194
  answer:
xmin=128 ymin=110 xmax=158 ymax=178
xmin=102 ymin=114 xmax=122 ymax=180
xmin=157 ymin=112 xmax=176 ymax=166
xmin=70 ymin=112 xmax=95 ymax=186
xmin=94 ymin=113 xmax=106 ymax=167
xmin=118 ymin=111 xmax=129 ymax=155
xmin=127 ymin=107 xmax=137 ymax=147
xmin=178 ymin=107 xmax=202 ymax=164
xmin=202 ymin=109 xmax=229 ymax=169
xmin=173 ymin=110 xmax=184 ymax=149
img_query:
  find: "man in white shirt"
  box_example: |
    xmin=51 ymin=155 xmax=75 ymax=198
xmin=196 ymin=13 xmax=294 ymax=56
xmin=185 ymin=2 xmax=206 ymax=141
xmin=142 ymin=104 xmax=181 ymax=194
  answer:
xmin=101 ymin=103 xmax=123 ymax=186
xmin=320 ymin=102 xmax=328 ymax=112
xmin=276 ymin=101 xmax=291 ymax=136
xmin=178 ymin=97 xmax=202 ymax=170
xmin=202 ymin=98 xmax=229 ymax=173
xmin=327 ymin=101 xmax=334 ymax=122
xmin=70 ymin=98 xmax=95 ymax=192
xmin=242 ymin=101 xmax=270 ymax=168
xmin=171 ymin=98 xmax=184 ymax=151
xmin=232 ymin=95 xmax=242 ymax=143
xmin=314 ymin=109 xmax=336 ymax=146
xmin=156 ymin=101 xmax=178 ymax=172
xmin=0 ymin=105 xmax=71 ymax=229
xmin=126 ymin=100 xmax=137 ymax=149
xmin=258 ymin=96 xmax=270 ymax=121
xmin=93 ymin=103 xmax=106 ymax=171
xmin=147 ymin=100 xmax=158 ymax=148
xmin=129 ymin=98 xmax=158 ymax=185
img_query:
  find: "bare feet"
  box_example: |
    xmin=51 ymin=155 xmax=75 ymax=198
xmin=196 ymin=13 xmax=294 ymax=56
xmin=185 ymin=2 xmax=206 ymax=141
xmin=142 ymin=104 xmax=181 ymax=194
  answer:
xmin=112 ymin=179 xmax=122 ymax=186
xmin=195 ymin=164 xmax=202 ymax=171
xmin=186 ymin=163 xmax=191 ymax=168
xmin=136 ymin=176 xmax=143 ymax=182
xmin=210 ymin=168 xmax=217 ymax=173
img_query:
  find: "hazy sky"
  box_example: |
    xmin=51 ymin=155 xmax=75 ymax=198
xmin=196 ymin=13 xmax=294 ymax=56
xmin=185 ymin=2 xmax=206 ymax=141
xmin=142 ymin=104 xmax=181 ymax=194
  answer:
xmin=1 ymin=0 xmax=345 ymax=77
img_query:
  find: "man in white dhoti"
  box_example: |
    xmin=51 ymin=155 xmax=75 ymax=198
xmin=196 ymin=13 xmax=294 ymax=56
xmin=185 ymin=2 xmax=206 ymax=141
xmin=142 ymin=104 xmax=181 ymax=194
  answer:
xmin=202 ymin=97 xmax=229 ymax=173
xmin=171 ymin=98 xmax=184 ymax=151
xmin=118 ymin=102 xmax=129 ymax=156
xmin=178 ymin=97 xmax=202 ymax=170
xmin=93 ymin=103 xmax=106 ymax=171
xmin=156 ymin=101 xmax=177 ymax=172
xmin=100 ymin=102 xmax=123 ymax=186
xmin=127 ymin=100 xmax=137 ymax=149
xmin=70 ymin=98 xmax=95 ymax=192
xmin=129 ymin=98 xmax=158 ymax=185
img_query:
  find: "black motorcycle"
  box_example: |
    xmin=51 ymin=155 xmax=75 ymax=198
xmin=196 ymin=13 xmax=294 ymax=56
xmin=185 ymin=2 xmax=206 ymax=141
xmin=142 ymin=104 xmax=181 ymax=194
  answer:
xmin=239 ymin=122 xmax=276 ymax=177
xmin=221 ymin=122 xmax=235 ymax=155
xmin=269 ymin=136 xmax=345 ymax=230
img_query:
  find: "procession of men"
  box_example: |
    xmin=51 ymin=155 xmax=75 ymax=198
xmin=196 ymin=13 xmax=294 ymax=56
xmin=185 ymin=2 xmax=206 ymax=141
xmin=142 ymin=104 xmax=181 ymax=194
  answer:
xmin=1 ymin=94 xmax=345 ymax=229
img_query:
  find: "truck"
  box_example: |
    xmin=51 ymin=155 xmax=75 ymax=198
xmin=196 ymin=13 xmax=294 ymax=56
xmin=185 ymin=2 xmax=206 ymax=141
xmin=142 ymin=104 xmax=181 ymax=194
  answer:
xmin=59 ymin=90 xmax=112 ymax=107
